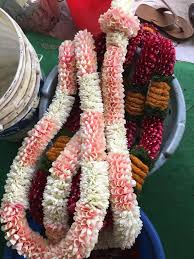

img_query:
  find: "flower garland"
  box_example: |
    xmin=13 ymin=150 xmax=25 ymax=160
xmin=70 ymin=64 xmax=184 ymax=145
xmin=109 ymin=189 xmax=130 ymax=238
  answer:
xmin=0 ymin=0 xmax=177 ymax=257
xmin=0 ymin=40 xmax=77 ymax=257
xmin=99 ymin=0 xmax=142 ymax=249
xmin=94 ymin=23 xmax=158 ymax=71
xmin=46 ymin=135 xmax=71 ymax=162
xmin=60 ymin=30 xmax=109 ymax=258
xmin=128 ymin=32 xmax=175 ymax=191
xmin=63 ymin=95 xmax=81 ymax=133
xmin=132 ymin=33 xmax=161 ymax=87
xmin=126 ymin=121 xmax=138 ymax=149
xmin=0 ymin=29 xmax=110 ymax=258
xmin=40 ymin=41 xmax=81 ymax=243
xmin=42 ymin=131 xmax=82 ymax=243
xmin=29 ymin=169 xmax=48 ymax=225
xmin=67 ymin=170 xmax=81 ymax=216
xmin=0 ymin=40 xmax=76 ymax=207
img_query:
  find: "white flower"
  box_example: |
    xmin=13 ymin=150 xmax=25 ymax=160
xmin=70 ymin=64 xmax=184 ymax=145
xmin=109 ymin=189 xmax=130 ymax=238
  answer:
xmin=79 ymin=160 xmax=109 ymax=211
xmin=106 ymin=121 xmax=129 ymax=154
xmin=78 ymin=73 xmax=104 ymax=113
xmin=113 ymin=204 xmax=142 ymax=248
xmin=111 ymin=0 xmax=132 ymax=14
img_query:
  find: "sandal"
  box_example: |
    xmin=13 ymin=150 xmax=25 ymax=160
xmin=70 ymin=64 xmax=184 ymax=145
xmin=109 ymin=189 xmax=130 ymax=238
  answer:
xmin=136 ymin=3 xmax=194 ymax=40
xmin=163 ymin=16 xmax=194 ymax=40
xmin=135 ymin=4 xmax=175 ymax=29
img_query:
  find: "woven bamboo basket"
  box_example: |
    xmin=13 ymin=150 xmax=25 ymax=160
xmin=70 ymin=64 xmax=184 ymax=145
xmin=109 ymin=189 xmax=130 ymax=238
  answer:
xmin=0 ymin=8 xmax=41 ymax=137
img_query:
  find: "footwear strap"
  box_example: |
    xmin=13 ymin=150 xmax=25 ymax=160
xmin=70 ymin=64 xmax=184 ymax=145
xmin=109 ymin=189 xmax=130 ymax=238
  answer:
xmin=155 ymin=5 xmax=183 ymax=33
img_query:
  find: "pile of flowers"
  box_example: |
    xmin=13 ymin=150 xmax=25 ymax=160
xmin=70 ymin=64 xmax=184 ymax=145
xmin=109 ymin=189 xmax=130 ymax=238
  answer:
xmin=0 ymin=0 xmax=175 ymax=258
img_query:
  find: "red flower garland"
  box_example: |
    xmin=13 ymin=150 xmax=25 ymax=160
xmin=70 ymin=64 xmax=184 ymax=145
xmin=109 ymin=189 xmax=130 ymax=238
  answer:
xmin=155 ymin=36 xmax=176 ymax=76
xmin=138 ymin=116 xmax=164 ymax=160
xmin=64 ymin=95 xmax=81 ymax=133
xmin=67 ymin=170 xmax=81 ymax=215
xmin=126 ymin=121 xmax=138 ymax=149
xmin=94 ymin=33 xmax=106 ymax=66
xmin=94 ymin=23 xmax=159 ymax=71
xmin=124 ymin=26 xmax=143 ymax=68
xmin=132 ymin=33 xmax=161 ymax=86
xmin=29 ymin=170 xmax=48 ymax=225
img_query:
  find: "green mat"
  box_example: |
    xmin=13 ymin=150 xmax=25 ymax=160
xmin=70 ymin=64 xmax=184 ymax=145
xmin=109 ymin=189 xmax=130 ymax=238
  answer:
xmin=0 ymin=32 xmax=194 ymax=259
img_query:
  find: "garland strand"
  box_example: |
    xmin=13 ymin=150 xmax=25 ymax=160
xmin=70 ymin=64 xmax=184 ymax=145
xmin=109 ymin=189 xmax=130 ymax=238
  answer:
xmin=42 ymin=132 xmax=81 ymax=243
xmin=130 ymin=34 xmax=175 ymax=191
xmin=0 ymin=41 xmax=76 ymax=258
xmin=60 ymin=30 xmax=109 ymax=258
xmin=41 ymin=41 xmax=80 ymax=243
xmin=99 ymin=0 xmax=142 ymax=249
xmin=0 ymin=1 xmax=176 ymax=256
xmin=0 ymin=30 xmax=110 ymax=259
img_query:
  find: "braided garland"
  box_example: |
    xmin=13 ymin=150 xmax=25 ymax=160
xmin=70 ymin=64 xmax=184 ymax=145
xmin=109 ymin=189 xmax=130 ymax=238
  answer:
xmin=98 ymin=0 xmax=142 ymax=249
xmin=26 ymin=23 xmax=175 ymax=251
xmin=0 ymin=30 xmax=110 ymax=259
xmin=0 ymin=1 xmax=176 ymax=258
xmin=0 ymin=41 xmax=76 ymax=258
xmin=127 ymin=29 xmax=175 ymax=191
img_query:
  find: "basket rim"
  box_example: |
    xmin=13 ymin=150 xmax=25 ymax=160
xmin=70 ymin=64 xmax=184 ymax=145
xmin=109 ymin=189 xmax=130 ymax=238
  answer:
xmin=0 ymin=8 xmax=26 ymax=109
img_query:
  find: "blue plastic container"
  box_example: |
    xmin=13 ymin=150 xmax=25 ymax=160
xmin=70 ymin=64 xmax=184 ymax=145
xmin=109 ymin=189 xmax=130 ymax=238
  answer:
xmin=3 ymin=210 xmax=165 ymax=259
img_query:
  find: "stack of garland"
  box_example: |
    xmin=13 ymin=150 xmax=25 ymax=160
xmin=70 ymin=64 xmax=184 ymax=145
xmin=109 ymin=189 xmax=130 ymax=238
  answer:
xmin=29 ymin=23 xmax=175 ymax=255
xmin=0 ymin=0 xmax=177 ymax=255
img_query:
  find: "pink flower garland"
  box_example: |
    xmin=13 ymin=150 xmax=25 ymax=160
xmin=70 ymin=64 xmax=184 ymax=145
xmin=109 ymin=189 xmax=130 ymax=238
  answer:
xmin=0 ymin=29 xmax=110 ymax=259
xmin=0 ymin=1 xmax=149 ymax=256
xmin=99 ymin=4 xmax=142 ymax=248
xmin=58 ymin=41 xmax=77 ymax=95
xmin=59 ymin=30 xmax=109 ymax=258
xmin=42 ymin=41 xmax=80 ymax=243
xmin=99 ymin=7 xmax=139 ymax=38
xmin=42 ymin=132 xmax=82 ymax=243
xmin=0 ymin=41 xmax=78 ymax=258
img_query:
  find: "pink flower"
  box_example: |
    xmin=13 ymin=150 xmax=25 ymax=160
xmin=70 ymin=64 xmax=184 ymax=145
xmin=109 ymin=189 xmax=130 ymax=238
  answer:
xmin=99 ymin=8 xmax=140 ymax=37
xmin=20 ymin=117 xmax=59 ymax=167
xmin=58 ymin=41 xmax=76 ymax=95
xmin=74 ymin=30 xmax=97 ymax=77
xmin=108 ymin=153 xmax=135 ymax=211
xmin=81 ymin=112 xmax=106 ymax=160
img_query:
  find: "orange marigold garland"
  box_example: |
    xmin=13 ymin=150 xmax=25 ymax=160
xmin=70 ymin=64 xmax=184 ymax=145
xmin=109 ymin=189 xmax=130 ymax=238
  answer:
xmin=46 ymin=135 xmax=71 ymax=161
